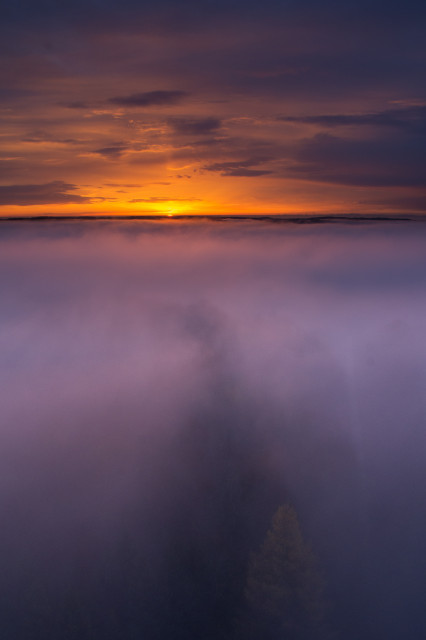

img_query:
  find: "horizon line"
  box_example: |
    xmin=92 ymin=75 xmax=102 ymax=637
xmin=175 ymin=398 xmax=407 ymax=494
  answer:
xmin=0 ymin=213 xmax=424 ymax=224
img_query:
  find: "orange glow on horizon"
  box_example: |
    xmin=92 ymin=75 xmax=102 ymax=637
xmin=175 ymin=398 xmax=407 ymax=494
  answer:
xmin=0 ymin=181 xmax=369 ymax=218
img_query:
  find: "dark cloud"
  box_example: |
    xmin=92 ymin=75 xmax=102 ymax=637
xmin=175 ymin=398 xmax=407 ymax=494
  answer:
xmin=0 ymin=181 xmax=92 ymax=205
xmin=22 ymin=133 xmax=81 ymax=145
xmin=104 ymin=182 xmax=142 ymax=188
xmin=94 ymin=145 xmax=129 ymax=158
xmin=128 ymin=197 xmax=201 ymax=202
xmin=204 ymin=158 xmax=273 ymax=177
xmin=2 ymin=0 xmax=426 ymax=34
xmin=1 ymin=2 xmax=425 ymax=110
xmin=109 ymin=90 xmax=189 ymax=108
xmin=168 ymin=117 xmax=222 ymax=136
xmin=280 ymin=105 xmax=426 ymax=134
xmin=288 ymin=132 xmax=426 ymax=187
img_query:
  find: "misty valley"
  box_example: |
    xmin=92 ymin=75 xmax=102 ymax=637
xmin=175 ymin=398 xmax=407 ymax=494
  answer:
xmin=1 ymin=218 xmax=426 ymax=639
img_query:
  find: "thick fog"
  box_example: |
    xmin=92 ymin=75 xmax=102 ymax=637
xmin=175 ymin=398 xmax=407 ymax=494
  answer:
xmin=1 ymin=218 xmax=426 ymax=639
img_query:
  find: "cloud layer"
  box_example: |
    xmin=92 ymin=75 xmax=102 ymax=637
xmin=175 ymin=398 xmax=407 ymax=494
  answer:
xmin=0 ymin=0 xmax=425 ymax=214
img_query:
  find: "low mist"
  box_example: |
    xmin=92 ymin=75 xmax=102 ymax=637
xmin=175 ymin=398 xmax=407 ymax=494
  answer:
xmin=1 ymin=218 xmax=426 ymax=639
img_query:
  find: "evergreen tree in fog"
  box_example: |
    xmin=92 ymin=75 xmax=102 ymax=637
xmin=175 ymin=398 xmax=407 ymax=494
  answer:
xmin=238 ymin=505 xmax=325 ymax=640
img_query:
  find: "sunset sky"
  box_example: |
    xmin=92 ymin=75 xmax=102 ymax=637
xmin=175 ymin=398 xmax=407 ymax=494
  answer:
xmin=1 ymin=0 xmax=426 ymax=216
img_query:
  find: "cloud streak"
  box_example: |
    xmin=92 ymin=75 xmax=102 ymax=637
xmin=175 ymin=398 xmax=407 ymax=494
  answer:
xmin=280 ymin=105 xmax=426 ymax=133
xmin=168 ymin=117 xmax=222 ymax=136
xmin=109 ymin=90 xmax=189 ymax=107
xmin=94 ymin=145 xmax=130 ymax=158
xmin=128 ymin=196 xmax=201 ymax=202
xmin=0 ymin=181 xmax=93 ymax=205
xmin=204 ymin=158 xmax=273 ymax=177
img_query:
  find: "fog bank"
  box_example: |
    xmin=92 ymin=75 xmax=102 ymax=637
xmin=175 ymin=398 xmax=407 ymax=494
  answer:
xmin=1 ymin=219 xmax=426 ymax=639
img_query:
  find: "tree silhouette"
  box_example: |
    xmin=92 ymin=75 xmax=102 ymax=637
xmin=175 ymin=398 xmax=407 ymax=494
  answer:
xmin=239 ymin=504 xmax=325 ymax=640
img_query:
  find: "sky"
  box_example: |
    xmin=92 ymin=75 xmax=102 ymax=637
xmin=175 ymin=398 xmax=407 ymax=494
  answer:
xmin=1 ymin=219 xmax=426 ymax=638
xmin=1 ymin=0 xmax=426 ymax=216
